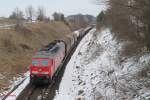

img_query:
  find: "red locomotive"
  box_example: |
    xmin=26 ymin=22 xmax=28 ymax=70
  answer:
xmin=30 ymin=41 xmax=66 ymax=83
xmin=29 ymin=26 xmax=93 ymax=84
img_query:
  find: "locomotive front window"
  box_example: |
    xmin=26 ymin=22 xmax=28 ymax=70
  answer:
xmin=32 ymin=60 xmax=39 ymax=66
xmin=42 ymin=60 xmax=48 ymax=66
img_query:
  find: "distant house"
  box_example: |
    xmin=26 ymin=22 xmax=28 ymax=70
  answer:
xmin=26 ymin=17 xmax=37 ymax=23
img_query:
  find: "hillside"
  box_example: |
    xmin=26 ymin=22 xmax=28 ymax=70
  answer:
xmin=0 ymin=21 xmax=71 ymax=92
xmin=54 ymin=27 xmax=150 ymax=100
xmin=0 ymin=18 xmax=17 ymax=24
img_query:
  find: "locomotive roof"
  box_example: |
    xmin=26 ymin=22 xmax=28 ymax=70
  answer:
xmin=33 ymin=42 xmax=64 ymax=59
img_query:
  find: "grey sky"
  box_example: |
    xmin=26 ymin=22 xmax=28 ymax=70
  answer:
xmin=0 ymin=0 xmax=106 ymax=18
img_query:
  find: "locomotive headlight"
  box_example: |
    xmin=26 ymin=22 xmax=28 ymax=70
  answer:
xmin=32 ymin=71 xmax=38 ymax=74
xmin=42 ymin=72 xmax=49 ymax=74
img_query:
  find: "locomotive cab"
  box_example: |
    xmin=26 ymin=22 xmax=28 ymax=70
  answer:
xmin=30 ymin=58 xmax=53 ymax=84
xmin=29 ymin=41 xmax=66 ymax=84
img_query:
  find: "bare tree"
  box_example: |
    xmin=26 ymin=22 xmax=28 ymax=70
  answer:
xmin=37 ymin=6 xmax=46 ymax=21
xmin=53 ymin=12 xmax=65 ymax=21
xmin=9 ymin=7 xmax=24 ymax=28
xmin=96 ymin=0 xmax=150 ymax=53
xmin=96 ymin=11 xmax=105 ymax=29
xmin=9 ymin=7 xmax=24 ymax=20
xmin=26 ymin=5 xmax=35 ymax=22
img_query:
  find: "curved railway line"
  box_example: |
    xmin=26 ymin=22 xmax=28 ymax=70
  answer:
xmin=3 ymin=27 xmax=94 ymax=100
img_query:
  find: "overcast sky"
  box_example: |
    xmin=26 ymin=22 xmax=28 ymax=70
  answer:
xmin=0 ymin=0 xmax=106 ymax=18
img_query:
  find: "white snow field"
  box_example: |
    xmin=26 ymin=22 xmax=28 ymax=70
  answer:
xmin=54 ymin=28 xmax=150 ymax=100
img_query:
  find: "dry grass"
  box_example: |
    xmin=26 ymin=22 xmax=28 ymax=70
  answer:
xmin=0 ymin=19 xmax=17 ymax=24
xmin=0 ymin=21 xmax=71 ymax=90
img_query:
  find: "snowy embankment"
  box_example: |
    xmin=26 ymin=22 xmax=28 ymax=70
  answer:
xmin=0 ymin=72 xmax=29 ymax=100
xmin=54 ymin=28 xmax=150 ymax=100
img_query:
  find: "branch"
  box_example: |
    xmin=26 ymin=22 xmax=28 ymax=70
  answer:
xmin=109 ymin=0 xmax=148 ymax=11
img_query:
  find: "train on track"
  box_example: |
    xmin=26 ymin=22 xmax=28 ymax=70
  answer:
xmin=29 ymin=26 xmax=94 ymax=84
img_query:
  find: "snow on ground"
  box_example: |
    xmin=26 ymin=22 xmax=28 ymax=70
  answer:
xmin=0 ymin=72 xmax=29 ymax=100
xmin=54 ymin=28 xmax=150 ymax=100
xmin=54 ymin=28 xmax=97 ymax=100
xmin=1 ymin=27 xmax=150 ymax=100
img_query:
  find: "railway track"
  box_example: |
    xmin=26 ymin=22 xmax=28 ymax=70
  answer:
xmin=4 ymin=27 xmax=93 ymax=100
xmin=1 ymin=77 xmax=29 ymax=100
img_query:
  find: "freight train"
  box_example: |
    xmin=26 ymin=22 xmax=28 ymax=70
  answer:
xmin=29 ymin=26 xmax=93 ymax=84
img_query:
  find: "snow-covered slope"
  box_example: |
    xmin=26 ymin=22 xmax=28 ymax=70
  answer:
xmin=54 ymin=28 xmax=150 ymax=100
xmin=0 ymin=72 xmax=29 ymax=100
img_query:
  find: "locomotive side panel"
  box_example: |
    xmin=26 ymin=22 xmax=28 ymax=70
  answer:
xmin=52 ymin=43 xmax=65 ymax=75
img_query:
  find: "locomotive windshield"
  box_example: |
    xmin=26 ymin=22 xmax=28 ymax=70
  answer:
xmin=32 ymin=59 xmax=48 ymax=66
xmin=32 ymin=60 xmax=39 ymax=66
xmin=42 ymin=60 xmax=48 ymax=66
